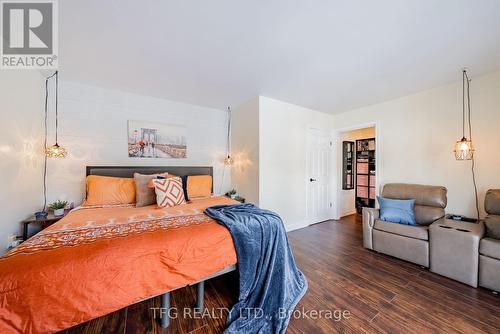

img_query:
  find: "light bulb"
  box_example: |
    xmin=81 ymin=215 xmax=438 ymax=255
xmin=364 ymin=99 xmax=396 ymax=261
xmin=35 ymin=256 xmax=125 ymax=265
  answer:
xmin=46 ymin=143 xmax=67 ymax=158
xmin=454 ymin=138 xmax=473 ymax=160
xmin=224 ymin=155 xmax=233 ymax=165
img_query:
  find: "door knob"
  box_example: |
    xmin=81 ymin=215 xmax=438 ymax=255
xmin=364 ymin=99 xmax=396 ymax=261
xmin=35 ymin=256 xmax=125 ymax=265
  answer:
xmin=310 ymin=178 xmax=317 ymax=182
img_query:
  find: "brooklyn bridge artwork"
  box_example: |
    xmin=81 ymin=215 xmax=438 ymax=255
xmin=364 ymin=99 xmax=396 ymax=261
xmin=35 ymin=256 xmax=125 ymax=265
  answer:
xmin=128 ymin=120 xmax=187 ymax=158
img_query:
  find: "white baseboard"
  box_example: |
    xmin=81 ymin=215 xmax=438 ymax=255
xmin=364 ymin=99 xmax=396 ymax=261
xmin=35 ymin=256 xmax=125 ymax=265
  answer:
xmin=285 ymin=221 xmax=310 ymax=232
xmin=284 ymin=213 xmax=347 ymax=232
xmin=340 ymin=209 xmax=357 ymax=217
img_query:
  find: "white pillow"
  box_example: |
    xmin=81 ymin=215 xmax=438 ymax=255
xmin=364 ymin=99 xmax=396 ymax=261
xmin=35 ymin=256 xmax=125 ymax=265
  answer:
xmin=150 ymin=177 xmax=186 ymax=208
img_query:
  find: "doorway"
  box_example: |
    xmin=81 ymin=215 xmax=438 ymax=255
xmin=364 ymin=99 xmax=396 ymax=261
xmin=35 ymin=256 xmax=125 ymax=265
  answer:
xmin=333 ymin=125 xmax=378 ymax=218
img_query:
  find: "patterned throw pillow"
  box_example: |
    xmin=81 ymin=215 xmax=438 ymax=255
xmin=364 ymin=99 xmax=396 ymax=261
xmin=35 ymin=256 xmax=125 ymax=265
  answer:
xmin=150 ymin=177 xmax=186 ymax=208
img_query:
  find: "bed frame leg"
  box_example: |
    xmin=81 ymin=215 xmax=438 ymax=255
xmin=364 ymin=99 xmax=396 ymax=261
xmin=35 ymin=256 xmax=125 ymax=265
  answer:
xmin=196 ymin=281 xmax=204 ymax=311
xmin=160 ymin=292 xmax=170 ymax=328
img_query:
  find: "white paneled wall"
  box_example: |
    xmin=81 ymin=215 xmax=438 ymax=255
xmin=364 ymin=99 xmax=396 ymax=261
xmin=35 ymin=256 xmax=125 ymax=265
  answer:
xmin=47 ymin=81 xmax=231 ymax=206
xmin=0 ymin=71 xmax=44 ymax=253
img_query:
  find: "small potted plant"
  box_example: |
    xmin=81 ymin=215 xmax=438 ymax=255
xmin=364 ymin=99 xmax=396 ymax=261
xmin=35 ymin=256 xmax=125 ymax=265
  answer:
xmin=227 ymin=189 xmax=238 ymax=199
xmin=49 ymin=200 xmax=68 ymax=217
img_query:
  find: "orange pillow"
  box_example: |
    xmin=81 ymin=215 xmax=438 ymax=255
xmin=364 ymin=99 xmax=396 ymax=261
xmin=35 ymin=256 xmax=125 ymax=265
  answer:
xmin=83 ymin=175 xmax=136 ymax=206
xmin=187 ymin=175 xmax=212 ymax=199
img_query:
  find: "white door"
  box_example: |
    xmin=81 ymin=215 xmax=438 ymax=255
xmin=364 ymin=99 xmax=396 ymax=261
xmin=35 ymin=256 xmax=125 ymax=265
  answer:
xmin=307 ymin=128 xmax=332 ymax=223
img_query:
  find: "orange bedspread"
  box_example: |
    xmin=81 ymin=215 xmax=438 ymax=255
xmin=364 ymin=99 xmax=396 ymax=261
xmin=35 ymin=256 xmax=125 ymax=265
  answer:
xmin=0 ymin=197 xmax=237 ymax=334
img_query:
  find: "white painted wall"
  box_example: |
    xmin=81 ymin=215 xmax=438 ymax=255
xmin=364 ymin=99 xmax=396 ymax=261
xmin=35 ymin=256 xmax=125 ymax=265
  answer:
xmin=231 ymin=97 xmax=260 ymax=204
xmin=231 ymin=96 xmax=334 ymax=230
xmin=46 ymin=81 xmax=231 ymax=206
xmin=0 ymin=71 xmax=44 ymax=252
xmin=338 ymin=127 xmax=376 ymax=217
xmin=332 ymin=70 xmax=500 ymax=218
xmin=259 ymin=97 xmax=334 ymax=229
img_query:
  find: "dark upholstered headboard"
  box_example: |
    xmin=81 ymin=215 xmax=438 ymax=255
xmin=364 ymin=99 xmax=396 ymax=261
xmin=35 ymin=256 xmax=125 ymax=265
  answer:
xmin=86 ymin=166 xmax=214 ymax=191
xmin=86 ymin=166 xmax=213 ymax=178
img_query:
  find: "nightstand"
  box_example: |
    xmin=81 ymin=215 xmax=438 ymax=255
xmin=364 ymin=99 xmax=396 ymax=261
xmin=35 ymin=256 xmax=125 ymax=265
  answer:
xmin=227 ymin=196 xmax=246 ymax=203
xmin=445 ymin=214 xmax=478 ymax=223
xmin=22 ymin=211 xmax=68 ymax=241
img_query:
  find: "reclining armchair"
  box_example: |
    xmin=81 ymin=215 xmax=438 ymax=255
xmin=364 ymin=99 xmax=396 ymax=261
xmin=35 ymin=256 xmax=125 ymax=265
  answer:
xmin=362 ymin=183 xmax=447 ymax=267
xmin=479 ymin=189 xmax=500 ymax=292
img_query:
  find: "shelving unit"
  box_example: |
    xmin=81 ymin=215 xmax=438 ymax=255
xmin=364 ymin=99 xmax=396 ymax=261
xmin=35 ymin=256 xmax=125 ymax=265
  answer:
xmin=355 ymin=138 xmax=376 ymax=214
xmin=342 ymin=141 xmax=354 ymax=190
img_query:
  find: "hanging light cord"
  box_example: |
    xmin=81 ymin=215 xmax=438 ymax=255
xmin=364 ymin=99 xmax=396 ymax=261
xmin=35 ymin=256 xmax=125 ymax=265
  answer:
xmin=462 ymin=71 xmax=466 ymax=139
xmin=42 ymin=71 xmax=57 ymax=212
xmin=55 ymin=71 xmax=59 ymax=144
xmin=219 ymin=106 xmax=232 ymax=194
xmin=464 ymin=70 xmax=480 ymax=220
xmin=226 ymin=106 xmax=231 ymax=157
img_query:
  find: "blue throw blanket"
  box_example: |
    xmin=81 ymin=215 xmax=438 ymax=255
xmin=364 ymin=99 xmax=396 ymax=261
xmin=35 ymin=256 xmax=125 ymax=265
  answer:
xmin=205 ymin=204 xmax=308 ymax=334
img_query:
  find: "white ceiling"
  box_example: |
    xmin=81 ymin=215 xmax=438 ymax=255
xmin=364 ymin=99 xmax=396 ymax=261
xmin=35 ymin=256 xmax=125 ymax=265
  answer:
xmin=60 ymin=0 xmax=500 ymax=114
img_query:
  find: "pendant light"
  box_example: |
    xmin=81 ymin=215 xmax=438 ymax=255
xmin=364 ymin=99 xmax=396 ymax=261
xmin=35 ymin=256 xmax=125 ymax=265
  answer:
xmin=37 ymin=71 xmax=66 ymax=219
xmin=453 ymin=69 xmax=479 ymax=220
xmin=45 ymin=71 xmax=67 ymax=158
xmin=224 ymin=106 xmax=233 ymax=165
xmin=454 ymin=70 xmax=474 ymax=160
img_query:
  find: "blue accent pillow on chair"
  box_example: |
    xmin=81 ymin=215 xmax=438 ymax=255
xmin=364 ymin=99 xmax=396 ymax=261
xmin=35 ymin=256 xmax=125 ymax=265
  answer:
xmin=377 ymin=196 xmax=417 ymax=226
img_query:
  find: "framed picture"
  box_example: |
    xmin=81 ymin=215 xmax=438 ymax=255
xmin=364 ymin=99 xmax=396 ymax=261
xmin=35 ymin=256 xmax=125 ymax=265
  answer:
xmin=127 ymin=120 xmax=187 ymax=158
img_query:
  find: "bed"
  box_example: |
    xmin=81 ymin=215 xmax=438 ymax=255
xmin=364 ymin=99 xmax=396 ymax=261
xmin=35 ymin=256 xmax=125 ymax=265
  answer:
xmin=0 ymin=166 xmax=238 ymax=334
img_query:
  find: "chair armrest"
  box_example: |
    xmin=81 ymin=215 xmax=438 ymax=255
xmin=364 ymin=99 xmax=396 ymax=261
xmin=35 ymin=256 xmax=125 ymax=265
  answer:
xmin=362 ymin=207 xmax=379 ymax=249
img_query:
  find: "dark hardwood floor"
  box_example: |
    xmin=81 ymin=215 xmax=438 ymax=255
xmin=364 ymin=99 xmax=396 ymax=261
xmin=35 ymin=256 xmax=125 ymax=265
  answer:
xmin=62 ymin=214 xmax=500 ymax=334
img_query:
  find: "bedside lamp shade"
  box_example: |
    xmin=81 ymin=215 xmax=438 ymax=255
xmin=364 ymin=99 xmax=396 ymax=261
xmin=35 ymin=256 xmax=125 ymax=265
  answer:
xmin=46 ymin=143 xmax=67 ymax=158
xmin=454 ymin=137 xmax=473 ymax=160
xmin=224 ymin=155 xmax=234 ymax=165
